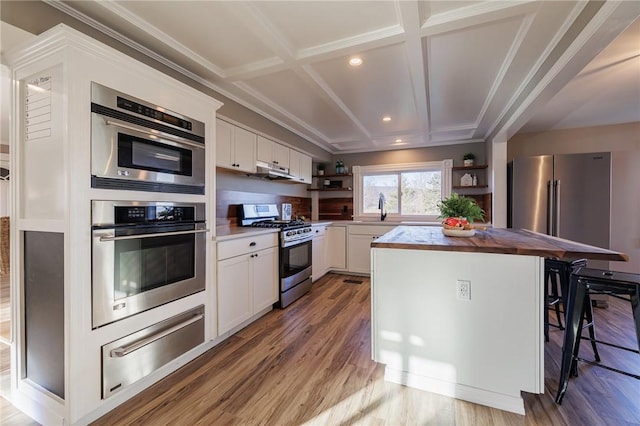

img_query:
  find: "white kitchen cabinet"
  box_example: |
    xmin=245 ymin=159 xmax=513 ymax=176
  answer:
xmin=326 ymin=225 xmax=347 ymax=270
xmin=257 ymin=135 xmax=289 ymax=168
xmin=217 ymin=233 xmax=278 ymax=334
xmin=289 ymin=150 xmax=312 ymax=184
xmin=251 ymin=247 xmax=278 ymax=312
xmin=216 ymin=119 xmax=257 ymax=173
xmin=217 ymin=254 xmax=252 ymax=334
xmin=311 ymin=224 xmax=327 ymax=281
xmin=347 ymin=225 xmax=393 ymax=274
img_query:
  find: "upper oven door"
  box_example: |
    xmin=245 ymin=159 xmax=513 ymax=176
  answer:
xmin=91 ymin=113 xmax=205 ymax=188
xmin=92 ymin=222 xmax=207 ymax=328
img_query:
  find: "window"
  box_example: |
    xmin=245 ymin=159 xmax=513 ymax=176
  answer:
xmin=353 ymin=160 xmax=452 ymax=221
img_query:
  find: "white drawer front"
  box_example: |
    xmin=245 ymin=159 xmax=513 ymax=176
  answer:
xmin=217 ymin=233 xmax=278 ymax=260
xmin=312 ymin=225 xmax=326 ymax=238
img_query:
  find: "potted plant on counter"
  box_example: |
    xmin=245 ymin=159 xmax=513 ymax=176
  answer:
xmin=437 ymin=193 xmax=485 ymax=236
xmin=463 ymin=152 xmax=475 ymax=166
xmin=317 ymin=163 xmax=325 ymax=176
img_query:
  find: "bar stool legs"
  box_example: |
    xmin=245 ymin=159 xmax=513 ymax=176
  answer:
xmin=545 ymin=264 xmax=564 ymax=341
xmin=556 ymin=268 xmax=640 ymax=404
xmin=555 ymin=273 xmax=588 ymax=404
xmin=544 ymin=258 xmax=598 ymax=360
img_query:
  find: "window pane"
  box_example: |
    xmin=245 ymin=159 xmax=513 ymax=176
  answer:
xmin=400 ymin=171 xmax=441 ymax=215
xmin=363 ymin=174 xmax=398 ymax=213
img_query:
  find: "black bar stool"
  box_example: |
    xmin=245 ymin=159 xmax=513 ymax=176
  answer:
xmin=555 ymin=267 xmax=640 ymax=404
xmin=544 ymin=259 xmax=599 ymax=361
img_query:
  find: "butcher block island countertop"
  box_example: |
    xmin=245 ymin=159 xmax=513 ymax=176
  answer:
xmin=369 ymin=226 xmax=627 ymax=416
xmin=371 ymin=226 xmax=628 ymax=261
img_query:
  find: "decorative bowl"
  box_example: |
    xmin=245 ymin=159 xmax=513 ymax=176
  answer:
xmin=442 ymin=228 xmax=475 ymax=237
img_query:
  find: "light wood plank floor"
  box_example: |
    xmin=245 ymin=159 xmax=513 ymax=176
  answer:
xmin=92 ymin=273 xmax=639 ymax=425
xmin=2 ymin=273 xmax=639 ymax=425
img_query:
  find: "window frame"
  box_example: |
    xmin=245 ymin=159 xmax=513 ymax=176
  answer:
xmin=353 ymin=160 xmax=452 ymax=222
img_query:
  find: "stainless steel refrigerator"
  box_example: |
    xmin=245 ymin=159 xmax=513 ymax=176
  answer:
xmin=508 ymin=152 xmax=611 ymax=268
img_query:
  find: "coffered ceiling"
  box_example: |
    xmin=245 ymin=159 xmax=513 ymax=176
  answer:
xmin=16 ymin=1 xmax=640 ymax=153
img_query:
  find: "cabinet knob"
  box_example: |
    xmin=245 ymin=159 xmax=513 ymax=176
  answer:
xmin=249 ymin=241 xmax=257 ymax=247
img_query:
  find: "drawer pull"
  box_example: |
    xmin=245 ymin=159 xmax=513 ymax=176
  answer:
xmin=249 ymin=241 xmax=257 ymax=247
xmin=110 ymin=313 xmax=203 ymax=358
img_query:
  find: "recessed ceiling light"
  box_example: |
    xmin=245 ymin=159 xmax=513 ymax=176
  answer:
xmin=349 ymin=57 xmax=363 ymax=66
xmin=395 ymin=139 xmax=402 ymax=143
xmin=382 ymin=116 xmax=392 ymax=122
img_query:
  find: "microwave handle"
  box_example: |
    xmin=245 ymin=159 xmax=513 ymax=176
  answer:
xmin=110 ymin=313 xmax=204 ymax=358
xmin=98 ymin=228 xmax=209 ymax=242
xmin=103 ymin=118 xmax=205 ymax=150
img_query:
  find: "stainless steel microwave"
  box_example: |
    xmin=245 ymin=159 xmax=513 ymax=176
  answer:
xmin=90 ymin=82 xmax=206 ymax=194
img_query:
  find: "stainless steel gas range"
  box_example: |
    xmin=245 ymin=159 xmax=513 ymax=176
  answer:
xmin=239 ymin=204 xmax=312 ymax=308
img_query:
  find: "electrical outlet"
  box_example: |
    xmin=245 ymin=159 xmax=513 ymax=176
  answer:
xmin=457 ymin=280 xmax=471 ymax=301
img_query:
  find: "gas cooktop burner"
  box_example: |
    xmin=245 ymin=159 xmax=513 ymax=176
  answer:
xmin=250 ymin=219 xmax=308 ymax=230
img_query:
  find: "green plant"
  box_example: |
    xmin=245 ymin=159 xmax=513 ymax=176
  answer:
xmin=463 ymin=152 xmax=475 ymax=161
xmin=317 ymin=163 xmax=325 ymax=171
xmin=437 ymin=192 xmax=485 ymax=223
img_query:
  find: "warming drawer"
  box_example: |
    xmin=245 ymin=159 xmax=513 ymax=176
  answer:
xmin=101 ymin=305 xmax=204 ymax=398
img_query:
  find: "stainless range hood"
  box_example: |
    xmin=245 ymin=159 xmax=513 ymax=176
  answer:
xmin=249 ymin=161 xmax=293 ymax=180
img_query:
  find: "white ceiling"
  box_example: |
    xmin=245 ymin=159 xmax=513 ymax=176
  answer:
xmin=5 ymin=1 xmax=640 ymax=154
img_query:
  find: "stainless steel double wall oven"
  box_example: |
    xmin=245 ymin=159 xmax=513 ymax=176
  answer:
xmin=92 ymin=201 xmax=207 ymax=328
xmin=90 ymin=84 xmax=209 ymax=398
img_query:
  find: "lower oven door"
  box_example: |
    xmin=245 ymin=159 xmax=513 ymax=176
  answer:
xmin=92 ymin=223 xmax=206 ymax=328
xmin=280 ymin=238 xmax=312 ymax=292
xmin=102 ymin=305 xmax=204 ymax=398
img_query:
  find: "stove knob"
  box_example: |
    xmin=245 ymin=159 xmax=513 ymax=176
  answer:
xmin=297 ymin=229 xmax=302 ymax=234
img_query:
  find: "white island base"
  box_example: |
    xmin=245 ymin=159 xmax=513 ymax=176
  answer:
xmin=371 ymin=248 xmax=544 ymax=414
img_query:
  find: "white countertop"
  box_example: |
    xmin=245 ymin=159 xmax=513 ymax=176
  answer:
xmin=215 ymin=220 xmax=487 ymax=241
xmin=215 ymin=226 xmax=279 ymax=241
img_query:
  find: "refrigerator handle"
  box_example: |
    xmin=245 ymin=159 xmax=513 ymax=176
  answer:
xmin=547 ymin=180 xmax=554 ymax=235
xmin=555 ymin=179 xmax=561 ymax=237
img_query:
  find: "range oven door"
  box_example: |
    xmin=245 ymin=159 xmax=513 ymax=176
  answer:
xmin=280 ymin=237 xmax=312 ymax=292
xmin=92 ymin=222 xmax=207 ymax=328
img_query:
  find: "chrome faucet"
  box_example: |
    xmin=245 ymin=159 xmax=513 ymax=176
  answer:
xmin=378 ymin=193 xmax=387 ymax=221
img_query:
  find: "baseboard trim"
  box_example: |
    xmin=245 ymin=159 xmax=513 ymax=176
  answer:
xmin=384 ymin=367 xmax=526 ymax=415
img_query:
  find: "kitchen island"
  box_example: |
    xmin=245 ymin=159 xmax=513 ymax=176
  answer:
xmin=370 ymin=226 xmax=627 ymax=415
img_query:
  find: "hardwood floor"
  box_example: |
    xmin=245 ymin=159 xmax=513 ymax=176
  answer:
xmin=1 ymin=273 xmax=637 ymax=425
xmin=90 ymin=273 xmax=640 ymax=426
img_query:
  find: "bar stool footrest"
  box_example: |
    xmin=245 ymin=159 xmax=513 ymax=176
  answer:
xmin=575 ymin=357 xmax=640 ymax=380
